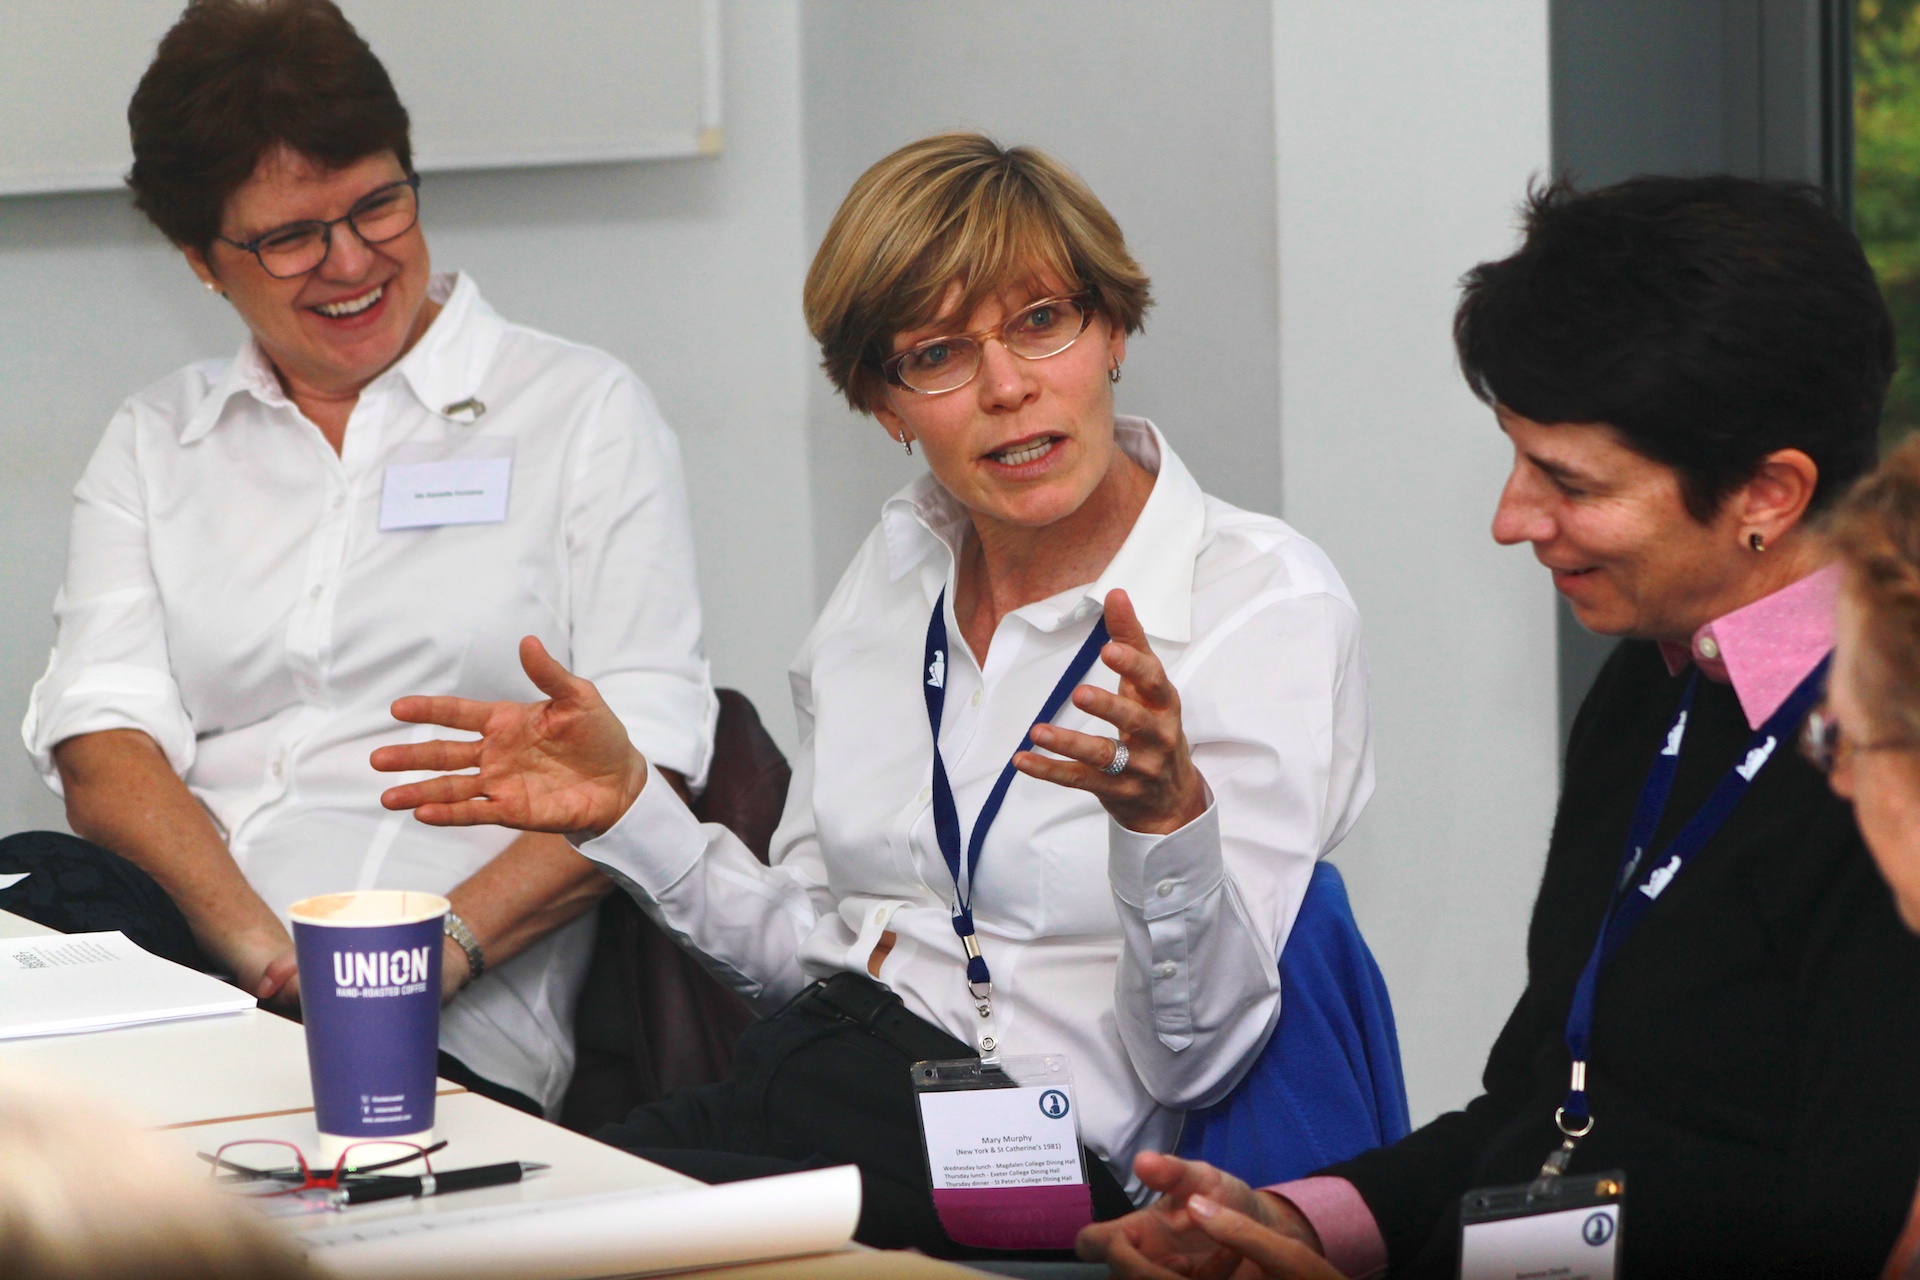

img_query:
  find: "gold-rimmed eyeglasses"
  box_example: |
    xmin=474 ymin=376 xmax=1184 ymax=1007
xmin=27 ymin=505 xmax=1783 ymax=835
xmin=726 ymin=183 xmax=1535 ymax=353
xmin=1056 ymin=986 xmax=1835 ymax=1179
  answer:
xmin=1798 ymin=703 xmax=1920 ymax=775
xmin=215 ymin=175 xmax=421 ymax=279
xmin=881 ymin=294 xmax=1096 ymax=395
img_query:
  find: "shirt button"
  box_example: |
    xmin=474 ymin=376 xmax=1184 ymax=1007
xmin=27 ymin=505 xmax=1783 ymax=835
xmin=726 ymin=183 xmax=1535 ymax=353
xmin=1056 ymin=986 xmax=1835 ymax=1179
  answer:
xmin=1155 ymin=879 xmax=1177 ymax=898
xmin=1155 ymin=961 xmax=1178 ymax=979
xmin=918 ymin=785 xmax=932 ymax=804
xmin=309 ymin=585 xmax=323 ymax=600
xmin=269 ymin=760 xmax=284 ymax=780
xmin=1697 ymin=634 xmax=1721 ymax=661
xmin=329 ymin=493 xmax=344 ymax=510
xmin=970 ymin=690 xmax=982 ymax=708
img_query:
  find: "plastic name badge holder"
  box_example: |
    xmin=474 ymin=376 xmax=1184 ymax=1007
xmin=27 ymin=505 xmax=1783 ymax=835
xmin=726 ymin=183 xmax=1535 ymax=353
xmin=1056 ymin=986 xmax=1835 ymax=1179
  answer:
xmin=1459 ymin=1170 xmax=1625 ymax=1280
xmin=913 ymin=1053 xmax=1091 ymax=1251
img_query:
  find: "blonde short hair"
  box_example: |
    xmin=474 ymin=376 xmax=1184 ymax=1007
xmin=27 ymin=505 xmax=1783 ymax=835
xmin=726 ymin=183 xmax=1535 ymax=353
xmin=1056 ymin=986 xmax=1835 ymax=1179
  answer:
xmin=0 ymin=1070 xmax=311 ymax=1280
xmin=804 ymin=132 xmax=1152 ymax=414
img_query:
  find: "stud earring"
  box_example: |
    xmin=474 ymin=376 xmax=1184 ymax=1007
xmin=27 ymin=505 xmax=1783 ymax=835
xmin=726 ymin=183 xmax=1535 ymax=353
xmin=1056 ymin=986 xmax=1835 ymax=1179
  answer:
xmin=1749 ymin=532 xmax=1766 ymax=552
xmin=204 ymin=280 xmax=219 ymax=294
xmin=1109 ymin=365 xmax=1122 ymax=385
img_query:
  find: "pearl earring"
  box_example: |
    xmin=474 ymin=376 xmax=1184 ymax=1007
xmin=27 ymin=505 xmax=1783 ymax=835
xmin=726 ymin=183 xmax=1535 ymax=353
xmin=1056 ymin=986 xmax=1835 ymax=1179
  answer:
xmin=1748 ymin=532 xmax=1766 ymax=552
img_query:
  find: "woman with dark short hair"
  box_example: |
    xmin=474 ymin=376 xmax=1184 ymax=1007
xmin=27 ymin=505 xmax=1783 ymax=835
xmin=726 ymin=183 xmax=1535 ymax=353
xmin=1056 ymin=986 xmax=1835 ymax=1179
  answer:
xmin=4 ymin=0 xmax=715 ymax=1119
xmin=1082 ymin=176 xmax=1920 ymax=1278
xmin=372 ymin=131 xmax=1375 ymax=1257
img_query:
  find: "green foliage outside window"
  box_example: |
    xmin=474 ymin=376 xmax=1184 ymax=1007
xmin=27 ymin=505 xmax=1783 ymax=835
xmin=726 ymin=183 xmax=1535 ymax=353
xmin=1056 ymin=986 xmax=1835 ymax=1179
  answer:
xmin=1859 ymin=0 xmax=1920 ymax=443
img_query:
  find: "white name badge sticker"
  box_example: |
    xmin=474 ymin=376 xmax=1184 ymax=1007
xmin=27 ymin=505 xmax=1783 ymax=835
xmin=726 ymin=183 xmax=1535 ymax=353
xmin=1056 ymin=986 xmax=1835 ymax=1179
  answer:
xmin=380 ymin=439 xmax=514 ymax=531
xmin=1460 ymin=1171 xmax=1624 ymax=1280
xmin=917 ymin=1080 xmax=1083 ymax=1189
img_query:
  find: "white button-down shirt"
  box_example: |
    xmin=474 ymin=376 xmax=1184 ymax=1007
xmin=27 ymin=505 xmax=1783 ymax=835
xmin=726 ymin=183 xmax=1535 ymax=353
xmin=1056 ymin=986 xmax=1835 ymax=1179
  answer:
xmin=23 ymin=272 xmax=717 ymax=1113
xmin=582 ymin=418 xmax=1373 ymax=1192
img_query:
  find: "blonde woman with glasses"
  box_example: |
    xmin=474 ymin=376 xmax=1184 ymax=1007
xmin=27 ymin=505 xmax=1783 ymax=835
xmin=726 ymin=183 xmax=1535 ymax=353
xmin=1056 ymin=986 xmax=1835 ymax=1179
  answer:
xmin=376 ymin=132 xmax=1374 ymax=1259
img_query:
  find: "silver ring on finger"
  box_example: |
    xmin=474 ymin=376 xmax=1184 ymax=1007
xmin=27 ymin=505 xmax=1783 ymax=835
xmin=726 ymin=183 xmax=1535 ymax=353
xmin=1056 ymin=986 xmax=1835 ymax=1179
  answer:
xmin=1101 ymin=739 xmax=1130 ymax=776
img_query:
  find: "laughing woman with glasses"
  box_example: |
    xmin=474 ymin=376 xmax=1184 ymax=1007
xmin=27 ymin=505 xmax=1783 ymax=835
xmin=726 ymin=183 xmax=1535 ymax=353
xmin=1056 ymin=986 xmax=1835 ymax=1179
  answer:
xmin=2 ymin=0 xmax=715 ymax=1121
xmin=371 ymin=131 xmax=1375 ymax=1257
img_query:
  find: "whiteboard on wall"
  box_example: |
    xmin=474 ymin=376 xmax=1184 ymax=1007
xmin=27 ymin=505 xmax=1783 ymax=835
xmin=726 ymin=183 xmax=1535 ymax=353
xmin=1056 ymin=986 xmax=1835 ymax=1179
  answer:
xmin=0 ymin=0 xmax=721 ymax=198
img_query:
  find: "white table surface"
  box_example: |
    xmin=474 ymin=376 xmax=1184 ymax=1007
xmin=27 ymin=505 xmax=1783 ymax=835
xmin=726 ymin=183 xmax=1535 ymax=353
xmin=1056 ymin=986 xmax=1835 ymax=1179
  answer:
xmin=0 ymin=909 xmax=969 ymax=1277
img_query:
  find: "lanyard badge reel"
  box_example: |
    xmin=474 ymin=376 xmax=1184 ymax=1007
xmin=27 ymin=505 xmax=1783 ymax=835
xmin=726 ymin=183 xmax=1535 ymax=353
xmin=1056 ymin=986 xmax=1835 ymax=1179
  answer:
xmin=914 ymin=1053 xmax=1092 ymax=1251
xmin=916 ymin=591 xmax=1110 ymax=1250
xmin=1456 ymin=659 xmax=1827 ymax=1280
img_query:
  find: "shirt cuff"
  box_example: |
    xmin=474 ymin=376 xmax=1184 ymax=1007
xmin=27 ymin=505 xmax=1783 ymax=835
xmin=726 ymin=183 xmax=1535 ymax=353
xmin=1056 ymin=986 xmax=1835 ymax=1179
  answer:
xmin=570 ymin=760 xmax=710 ymax=897
xmin=1265 ymin=1177 xmax=1387 ymax=1280
xmin=1107 ymin=798 xmax=1223 ymax=913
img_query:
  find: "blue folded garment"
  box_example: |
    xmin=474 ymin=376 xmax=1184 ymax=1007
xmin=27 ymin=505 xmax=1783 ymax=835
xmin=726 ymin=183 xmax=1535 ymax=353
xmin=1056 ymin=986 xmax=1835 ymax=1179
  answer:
xmin=1176 ymin=861 xmax=1410 ymax=1188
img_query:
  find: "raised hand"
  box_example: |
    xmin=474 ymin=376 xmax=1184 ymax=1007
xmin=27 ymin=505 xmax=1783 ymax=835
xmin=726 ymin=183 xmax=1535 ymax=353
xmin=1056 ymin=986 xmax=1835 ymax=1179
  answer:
xmin=1077 ymin=1152 xmax=1325 ymax=1280
xmin=1015 ymin=588 xmax=1209 ymax=836
xmin=372 ymin=636 xmax=647 ymax=842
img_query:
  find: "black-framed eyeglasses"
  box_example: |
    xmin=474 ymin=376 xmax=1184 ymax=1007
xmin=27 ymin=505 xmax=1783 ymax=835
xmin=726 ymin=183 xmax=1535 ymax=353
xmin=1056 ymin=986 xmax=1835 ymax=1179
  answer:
xmin=1798 ymin=703 xmax=1920 ymax=775
xmin=215 ymin=175 xmax=422 ymax=279
xmin=880 ymin=294 xmax=1097 ymax=395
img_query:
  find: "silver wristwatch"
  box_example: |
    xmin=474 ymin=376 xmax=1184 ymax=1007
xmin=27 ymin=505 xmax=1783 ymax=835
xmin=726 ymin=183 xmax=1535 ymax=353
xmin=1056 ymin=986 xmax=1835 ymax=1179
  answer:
xmin=443 ymin=911 xmax=485 ymax=984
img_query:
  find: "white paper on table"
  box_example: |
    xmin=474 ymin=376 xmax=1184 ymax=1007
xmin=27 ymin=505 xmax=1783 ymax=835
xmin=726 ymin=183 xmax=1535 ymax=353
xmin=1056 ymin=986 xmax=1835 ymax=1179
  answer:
xmin=0 ymin=931 xmax=255 ymax=1040
xmin=0 ymin=873 xmax=27 ymax=891
xmin=305 ymin=1164 xmax=863 ymax=1280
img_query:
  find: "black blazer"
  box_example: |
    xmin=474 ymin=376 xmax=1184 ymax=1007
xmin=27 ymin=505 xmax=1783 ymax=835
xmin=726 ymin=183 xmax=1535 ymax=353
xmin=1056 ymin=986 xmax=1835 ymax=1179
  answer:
xmin=1324 ymin=641 xmax=1920 ymax=1278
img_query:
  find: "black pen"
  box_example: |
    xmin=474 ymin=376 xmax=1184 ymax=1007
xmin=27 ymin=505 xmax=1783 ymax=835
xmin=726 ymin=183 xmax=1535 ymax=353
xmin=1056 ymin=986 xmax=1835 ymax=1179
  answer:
xmin=332 ymin=1160 xmax=549 ymax=1206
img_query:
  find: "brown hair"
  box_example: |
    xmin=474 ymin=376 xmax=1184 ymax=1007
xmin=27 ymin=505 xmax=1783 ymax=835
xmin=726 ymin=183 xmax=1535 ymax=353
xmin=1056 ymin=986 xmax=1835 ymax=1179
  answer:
xmin=1828 ymin=434 xmax=1920 ymax=740
xmin=804 ymin=132 xmax=1152 ymax=414
xmin=127 ymin=0 xmax=412 ymax=251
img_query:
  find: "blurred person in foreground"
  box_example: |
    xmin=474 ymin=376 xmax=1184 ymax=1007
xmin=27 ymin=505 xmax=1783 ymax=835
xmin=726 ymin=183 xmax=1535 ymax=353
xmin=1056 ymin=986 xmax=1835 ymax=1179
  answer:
xmin=1817 ymin=437 xmax=1920 ymax=1280
xmin=372 ymin=131 xmax=1374 ymax=1257
xmin=1080 ymin=176 xmax=1920 ymax=1278
xmin=0 ymin=1069 xmax=309 ymax=1280
xmin=3 ymin=0 xmax=714 ymax=1119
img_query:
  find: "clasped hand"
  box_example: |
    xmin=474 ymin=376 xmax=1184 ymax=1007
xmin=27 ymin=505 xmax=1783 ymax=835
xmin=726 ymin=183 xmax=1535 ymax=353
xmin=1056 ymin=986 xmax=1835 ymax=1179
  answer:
xmin=1076 ymin=1152 xmax=1343 ymax=1280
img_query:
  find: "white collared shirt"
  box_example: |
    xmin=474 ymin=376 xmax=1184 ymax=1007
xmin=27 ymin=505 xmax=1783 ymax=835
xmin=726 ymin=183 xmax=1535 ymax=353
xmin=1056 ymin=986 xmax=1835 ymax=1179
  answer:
xmin=581 ymin=419 xmax=1373 ymax=1193
xmin=22 ymin=272 xmax=717 ymax=1114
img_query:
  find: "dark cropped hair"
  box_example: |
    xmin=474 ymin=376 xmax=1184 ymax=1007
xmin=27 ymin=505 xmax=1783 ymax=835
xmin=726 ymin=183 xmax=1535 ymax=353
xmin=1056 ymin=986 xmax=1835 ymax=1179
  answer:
xmin=1455 ymin=175 xmax=1894 ymax=521
xmin=127 ymin=0 xmax=411 ymax=252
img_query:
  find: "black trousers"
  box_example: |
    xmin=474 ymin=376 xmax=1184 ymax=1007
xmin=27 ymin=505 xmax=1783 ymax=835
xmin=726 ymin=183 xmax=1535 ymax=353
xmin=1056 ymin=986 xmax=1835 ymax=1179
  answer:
xmin=597 ymin=970 xmax=1134 ymax=1259
xmin=0 ymin=830 xmax=542 ymax=1118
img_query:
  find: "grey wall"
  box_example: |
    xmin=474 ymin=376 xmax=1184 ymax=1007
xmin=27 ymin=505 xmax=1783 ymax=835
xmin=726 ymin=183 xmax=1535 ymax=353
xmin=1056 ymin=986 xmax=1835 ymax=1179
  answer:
xmin=0 ymin=1 xmax=816 ymax=837
xmin=797 ymin=0 xmax=1282 ymax=602
xmin=1274 ymin=0 xmax=1558 ymax=1126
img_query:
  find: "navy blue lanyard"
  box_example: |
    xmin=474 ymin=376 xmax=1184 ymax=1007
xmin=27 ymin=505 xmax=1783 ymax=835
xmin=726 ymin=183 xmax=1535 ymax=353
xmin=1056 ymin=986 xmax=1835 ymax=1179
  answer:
xmin=1557 ymin=655 xmax=1829 ymax=1134
xmin=923 ymin=589 xmax=1110 ymax=991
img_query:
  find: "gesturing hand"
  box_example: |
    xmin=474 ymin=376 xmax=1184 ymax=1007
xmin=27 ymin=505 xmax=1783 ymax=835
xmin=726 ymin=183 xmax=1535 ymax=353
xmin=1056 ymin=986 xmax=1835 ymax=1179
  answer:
xmin=1014 ymin=588 xmax=1209 ymax=836
xmin=372 ymin=636 xmax=647 ymax=842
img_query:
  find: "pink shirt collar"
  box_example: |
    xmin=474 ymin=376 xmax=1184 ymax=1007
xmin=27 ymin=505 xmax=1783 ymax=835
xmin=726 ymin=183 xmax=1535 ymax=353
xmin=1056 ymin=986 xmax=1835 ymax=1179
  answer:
xmin=1656 ymin=563 xmax=1839 ymax=729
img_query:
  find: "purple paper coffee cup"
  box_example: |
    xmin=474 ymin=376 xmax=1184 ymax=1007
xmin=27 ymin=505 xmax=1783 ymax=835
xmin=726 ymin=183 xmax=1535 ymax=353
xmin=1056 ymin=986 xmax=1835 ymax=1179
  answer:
xmin=289 ymin=890 xmax=447 ymax=1159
